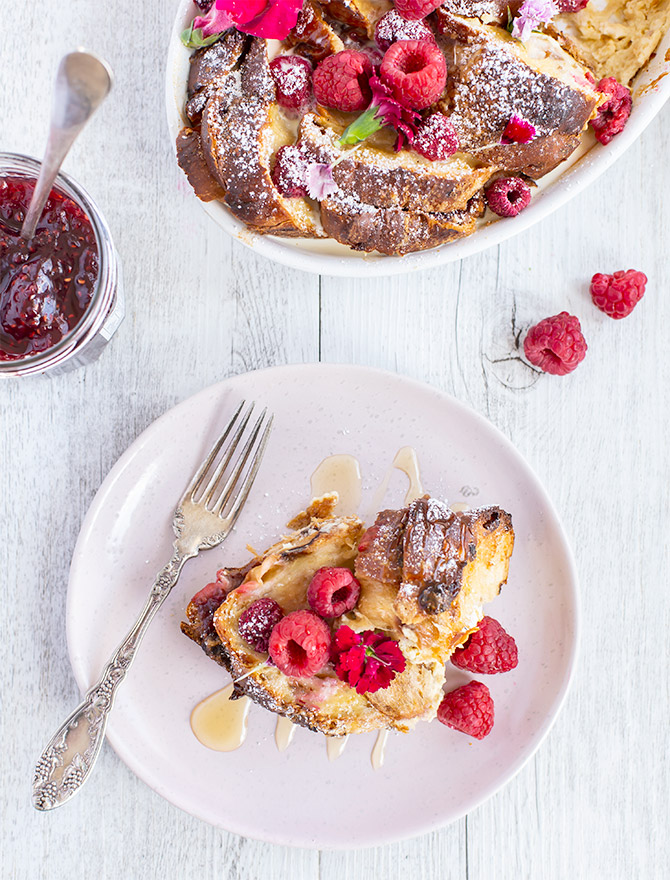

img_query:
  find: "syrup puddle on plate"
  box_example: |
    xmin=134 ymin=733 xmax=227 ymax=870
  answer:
xmin=189 ymin=448 xmax=427 ymax=769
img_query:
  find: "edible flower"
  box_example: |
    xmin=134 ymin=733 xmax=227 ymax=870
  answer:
xmin=501 ymin=113 xmax=537 ymax=144
xmin=214 ymin=0 xmax=305 ymax=40
xmin=339 ymin=75 xmax=421 ymax=151
xmin=305 ymin=163 xmax=338 ymax=199
xmin=181 ymin=4 xmax=234 ymax=48
xmin=332 ymin=625 xmax=406 ymax=695
xmin=510 ymin=0 xmax=559 ymax=42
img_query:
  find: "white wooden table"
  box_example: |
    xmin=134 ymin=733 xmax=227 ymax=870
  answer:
xmin=2 ymin=2 xmax=668 ymax=877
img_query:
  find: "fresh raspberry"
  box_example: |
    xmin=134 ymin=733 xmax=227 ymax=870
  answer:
xmin=590 ymin=269 xmax=647 ymax=319
xmin=485 ymin=176 xmax=532 ymax=217
xmin=374 ymin=9 xmax=435 ymax=51
xmin=412 ymin=112 xmax=459 ymax=160
xmin=268 ymin=610 xmax=331 ymax=677
xmin=271 ymin=145 xmax=309 ymax=198
xmin=313 ymin=50 xmax=373 ymax=112
xmin=523 ymin=311 xmax=587 ymax=376
xmin=395 ymin=0 xmax=443 ymax=21
xmin=437 ymin=681 xmax=494 ymax=739
xmin=307 ymin=567 xmax=361 ymax=618
xmin=555 ymin=0 xmax=589 ymax=11
xmin=501 ymin=113 xmax=536 ymax=144
xmin=270 ymin=55 xmax=313 ymax=111
xmin=451 ymin=617 xmax=519 ymax=674
xmin=380 ymin=40 xmax=447 ymax=110
xmin=238 ymin=598 xmax=284 ymax=653
xmin=590 ymin=77 xmax=632 ymax=145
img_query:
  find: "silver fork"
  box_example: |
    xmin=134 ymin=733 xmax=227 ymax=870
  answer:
xmin=32 ymin=401 xmax=273 ymax=811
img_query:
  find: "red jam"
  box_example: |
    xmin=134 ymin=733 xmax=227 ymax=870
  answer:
xmin=0 ymin=176 xmax=99 ymax=361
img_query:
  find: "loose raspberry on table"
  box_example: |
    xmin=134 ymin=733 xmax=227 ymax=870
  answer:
xmin=313 ymin=50 xmax=373 ymax=112
xmin=268 ymin=610 xmax=331 ymax=677
xmin=523 ymin=311 xmax=587 ymax=376
xmin=590 ymin=77 xmax=632 ymax=145
xmin=484 ymin=176 xmax=531 ymax=217
xmin=380 ymin=40 xmax=447 ymax=110
xmin=271 ymin=145 xmax=309 ymax=198
xmin=374 ymin=9 xmax=435 ymax=51
xmin=238 ymin=598 xmax=284 ymax=653
xmin=270 ymin=55 xmax=313 ymax=111
xmin=437 ymin=681 xmax=494 ymax=739
xmin=412 ymin=112 xmax=459 ymax=160
xmin=590 ymin=269 xmax=647 ymax=319
xmin=395 ymin=0 xmax=443 ymax=21
xmin=451 ymin=617 xmax=519 ymax=674
xmin=307 ymin=567 xmax=361 ymax=618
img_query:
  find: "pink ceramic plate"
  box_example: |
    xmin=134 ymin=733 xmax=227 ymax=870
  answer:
xmin=67 ymin=364 xmax=578 ymax=847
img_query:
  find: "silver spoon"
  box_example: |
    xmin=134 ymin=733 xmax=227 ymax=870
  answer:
xmin=20 ymin=50 xmax=113 ymax=241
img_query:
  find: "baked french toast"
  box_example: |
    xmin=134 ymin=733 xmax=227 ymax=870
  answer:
xmin=181 ymin=493 xmax=514 ymax=736
xmin=176 ymin=0 xmax=650 ymax=255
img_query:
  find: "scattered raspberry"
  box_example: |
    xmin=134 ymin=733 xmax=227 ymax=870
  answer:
xmin=380 ymin=40 xmax=447 ymax=110
xmin=271 ymin=145 xmax=309 ymax=198
xmin=238 ymin=598 xmax=284 ymax=653
xmin=307 ymin=567 xmax=361 ymax=618
xmin=270 ymin=55 xmax=313 ymax=111
xmin=501 ymin=113 xmax=536 ymax=144
xmin=590 ymin=77 xmax=632 ymax=145
xmin=451 ymin=617 xmax=519 ymax=674
xmin=590 ymin=269 xmax=647 ymax=319
xmin=485 ymin=176 xmax=531 ymax=217
xmin=374 ymin=9 xmax=435 ymax=51
xmin=268 ymin=610 xmax=331 ymax=677
xmin=331 ymin=625 xmax=406 ymax=694
xmin=523 ymin=311 xmax=587 ymax=376
xmin=394 ymin=0 xmax=443 ymax=21
xmin=313 ymin=50 xmax=373 ymax=112
xmin=412 ymin=112 xmax=459 ymax=160
xmin=555 ymin=0 xmax=589 ymax=11
xmin=437 ymin=681 xmax=494 ymax=739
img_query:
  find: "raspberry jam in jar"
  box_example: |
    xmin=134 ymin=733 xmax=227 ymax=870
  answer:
xmin=0 ymin=153 xmax=123 ymax=376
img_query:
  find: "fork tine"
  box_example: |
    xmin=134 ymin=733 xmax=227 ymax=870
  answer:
xmin=183 ymin=400 xmax=245 ymax=501
xmin=198 ymin=404 xmax=256 ymax=506
xmin=218 ymin=414 xmax=273 ymax=526
xmin=207 ymin=407 xmax=269 ymax=513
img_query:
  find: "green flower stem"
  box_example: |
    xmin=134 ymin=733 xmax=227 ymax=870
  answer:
xmin=338 ymin=106 xmax=383 ymax=147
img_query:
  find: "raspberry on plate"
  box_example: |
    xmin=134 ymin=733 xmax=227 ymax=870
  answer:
xmin=380 ymin=40 xmax=447 ymax=110
xmin=412 ymin=112 xmax=459 ymax=160
xmin=307 ymin=567 xmax=361 ymax=618
xmin=555 ymin=0 xmax=589 ymax=9
xmin=270 ymin=55 xmax=313 ymax=111
xmin=451 ymin=616 xmax=518 ymax=674
xmin=238 ymin=598 xmax=284 ymax=653
xmin=374 ymin=9 xmax=435 ymax=51
xmin=268 ymin=610 xmax=331 ymax=677
xmin=271 ymin=145 xmax=309 ymax=198
xmin=590 ymin=269 xmax=647 ymax=319
xmin=437 ymin=681 xmax=494 ymax=739
xmin=485 ymin=176 xmax=531 ymax=217
xmin=313 ymin=50 xmax=373 ymax=112
xmin=395 ymin=0 xmax=443 ymax=21
xmin=523 ymin=311 xmax=587 ymax=376
xmin=590 ymin=77 xmax=632 ymax=145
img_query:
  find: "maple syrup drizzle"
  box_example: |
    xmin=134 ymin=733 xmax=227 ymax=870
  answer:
xmin=371 ymin=729 xmax=389 ymax=770
xmin=392 ymin=446 xmax=423 ymax=504
xmin=326 ymin=734 xmax=349 ymax=761
xmin=450 ymin=501 xmax=471 ymax=513
xmin=190 ymin=683 xmax=251 ymax=752
xmin=310 ymin=454 xmax=362 ymax=515
xmin=275 ymin=715 xmax=297 ymax=752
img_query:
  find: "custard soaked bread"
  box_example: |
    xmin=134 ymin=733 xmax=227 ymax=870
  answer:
xmin=182 ymin=494 xmax=514 ymax=736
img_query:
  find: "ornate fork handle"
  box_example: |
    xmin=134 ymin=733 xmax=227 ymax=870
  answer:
xmin=32 ymin=551 xmax=188 ymax=810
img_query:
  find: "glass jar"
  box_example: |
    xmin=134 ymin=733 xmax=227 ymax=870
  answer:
xmin=0 ymin=152 xmax=124 ymax=377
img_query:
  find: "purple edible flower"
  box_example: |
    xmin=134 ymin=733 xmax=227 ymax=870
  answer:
xmin=305 ymin=163 xmax=338 ymax=200
xmin=511 ymin=0 xmax=559 ymax=42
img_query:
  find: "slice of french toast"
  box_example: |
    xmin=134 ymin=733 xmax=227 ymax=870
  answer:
xmin=285 ymin=0 xmax=345 ymax=62
xmin=319 ymin=0 xmax=393 ymax=37
xmin=181 ymin=494 xmax=514 ymax=735
xmin=437 ymin=13 xmax=601 ymax=176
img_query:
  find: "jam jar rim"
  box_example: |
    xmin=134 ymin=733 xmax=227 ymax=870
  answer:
xmin=0 ymin=151 xmax=118 ymax=376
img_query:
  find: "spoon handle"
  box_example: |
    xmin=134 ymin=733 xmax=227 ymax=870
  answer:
xmin=21 ymin=51 xmax=113 ymax=241
xmin=32 ymin=551 xmax=187 ymax=811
